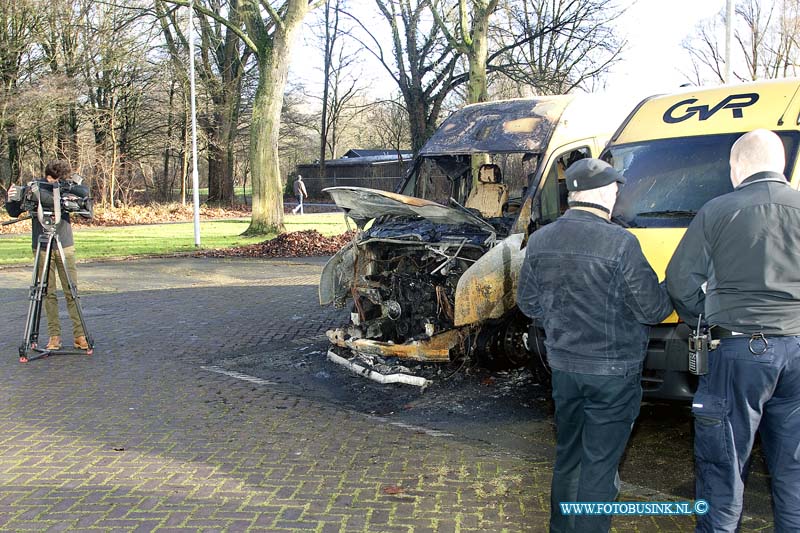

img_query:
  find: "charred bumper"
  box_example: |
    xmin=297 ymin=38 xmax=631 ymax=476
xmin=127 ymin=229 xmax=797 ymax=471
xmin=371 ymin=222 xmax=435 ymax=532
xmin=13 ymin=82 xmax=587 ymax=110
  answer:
xmin=325 ymin=328 xmax=465 ymax=362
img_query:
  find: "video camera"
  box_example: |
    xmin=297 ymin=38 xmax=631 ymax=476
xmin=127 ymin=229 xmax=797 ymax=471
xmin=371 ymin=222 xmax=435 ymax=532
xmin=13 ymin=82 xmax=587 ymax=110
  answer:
xmin=8 ymin=178 xmax=93 ymax=219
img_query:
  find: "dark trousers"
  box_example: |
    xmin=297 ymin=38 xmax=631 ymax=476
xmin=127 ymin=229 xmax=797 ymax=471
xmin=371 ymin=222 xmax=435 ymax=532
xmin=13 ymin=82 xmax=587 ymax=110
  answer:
xmin=692 ymin=335 xmax=800 ymax=533
xmin=549 ymin=369 xmax=642 ymax=533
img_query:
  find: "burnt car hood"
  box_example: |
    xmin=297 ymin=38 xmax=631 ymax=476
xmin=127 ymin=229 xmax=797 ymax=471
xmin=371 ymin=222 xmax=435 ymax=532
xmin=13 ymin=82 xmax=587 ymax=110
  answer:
xmin=324 ymin=186 xmax=494 ymax=231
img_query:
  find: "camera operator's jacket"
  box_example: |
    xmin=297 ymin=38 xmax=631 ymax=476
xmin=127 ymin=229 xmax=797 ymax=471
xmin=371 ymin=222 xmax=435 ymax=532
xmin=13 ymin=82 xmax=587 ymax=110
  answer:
xmin=5 ymin=190 xmax=74 ymax=250
xmin=666 ymin=171 xmax=800 ymax=335
xmin=517 ymin=209 xmax=673 ymax=375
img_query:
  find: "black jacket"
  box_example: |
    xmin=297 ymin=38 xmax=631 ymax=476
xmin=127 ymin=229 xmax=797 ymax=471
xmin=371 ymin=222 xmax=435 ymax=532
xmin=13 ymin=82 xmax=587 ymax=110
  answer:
xmin=517 ymin=209 xmax=673 ymax=376
xmin=5 ymin=187 xmax=74 ymax=250
xmin=666 ymin=171 xmax=800 ymax=335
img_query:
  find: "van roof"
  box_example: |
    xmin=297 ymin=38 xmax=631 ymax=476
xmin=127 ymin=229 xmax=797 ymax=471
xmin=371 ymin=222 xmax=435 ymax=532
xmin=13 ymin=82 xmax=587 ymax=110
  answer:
xmin=612 ymin=78 xmax=800 ymax=144
xmin=419 ymin=93 xmax=633 ymax=156
xmin=550 ymin=93 xmax=637 ymax=148
xmin=420 ymin=96 xmax=573 ymax=156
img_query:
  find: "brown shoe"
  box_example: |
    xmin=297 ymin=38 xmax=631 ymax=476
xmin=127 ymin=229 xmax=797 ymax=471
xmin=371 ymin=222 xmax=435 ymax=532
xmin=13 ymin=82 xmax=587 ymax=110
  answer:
xmin=74 ymin=336 xmax=89 ymax=350
xmin=46 ymin=336 xmax=62 ymax=350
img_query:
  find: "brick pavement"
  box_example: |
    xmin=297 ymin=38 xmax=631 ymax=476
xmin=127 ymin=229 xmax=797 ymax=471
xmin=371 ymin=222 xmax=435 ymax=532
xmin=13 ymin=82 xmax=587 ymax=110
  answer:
xmin=0 ymin=257 xmax=761 ymax=531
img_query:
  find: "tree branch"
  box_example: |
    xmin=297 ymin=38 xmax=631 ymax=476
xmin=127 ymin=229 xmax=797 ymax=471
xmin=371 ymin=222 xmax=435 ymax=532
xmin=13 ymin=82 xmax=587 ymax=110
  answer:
xmin=162 ymin=0 xmax=260 ymax=54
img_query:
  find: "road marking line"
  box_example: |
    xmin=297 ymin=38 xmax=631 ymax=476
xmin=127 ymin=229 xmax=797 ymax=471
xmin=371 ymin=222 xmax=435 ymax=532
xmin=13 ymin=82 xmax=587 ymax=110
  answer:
xmin=365 ymin=415 xmax=455 ymax=438
xmin=201 ymin=365 xmax=278 ymax=385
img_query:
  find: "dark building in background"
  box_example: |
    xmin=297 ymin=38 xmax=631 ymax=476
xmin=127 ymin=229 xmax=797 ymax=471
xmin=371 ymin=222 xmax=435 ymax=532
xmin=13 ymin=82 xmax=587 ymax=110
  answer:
xmin=295 ymin=149 xmax=414 ymax=199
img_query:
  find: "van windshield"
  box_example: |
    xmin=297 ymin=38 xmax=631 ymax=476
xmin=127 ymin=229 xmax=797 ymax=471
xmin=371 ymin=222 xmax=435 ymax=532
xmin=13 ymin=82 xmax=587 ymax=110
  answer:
xmin=605 ymin=132 xmax=799 ymax=227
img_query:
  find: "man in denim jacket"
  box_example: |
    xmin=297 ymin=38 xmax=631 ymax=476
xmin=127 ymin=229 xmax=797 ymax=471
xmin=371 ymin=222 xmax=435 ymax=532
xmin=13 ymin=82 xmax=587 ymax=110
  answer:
xmin=518 ymin=158 xmax=672 ymax=533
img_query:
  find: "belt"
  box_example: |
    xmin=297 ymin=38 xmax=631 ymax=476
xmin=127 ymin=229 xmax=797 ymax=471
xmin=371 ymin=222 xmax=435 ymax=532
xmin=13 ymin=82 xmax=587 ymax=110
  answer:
xmin=713 ymin=327 xmax=800 ymax=339
xmin=712 ymin=327 xmax=745 ymax=339
xmin=712 ymin=328 xmax=771 ymax=355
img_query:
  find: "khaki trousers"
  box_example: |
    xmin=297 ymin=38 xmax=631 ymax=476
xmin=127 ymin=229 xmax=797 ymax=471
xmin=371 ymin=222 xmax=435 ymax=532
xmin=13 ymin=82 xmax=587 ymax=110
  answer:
xmin=36 ymin=245 xmax=84 ymax=338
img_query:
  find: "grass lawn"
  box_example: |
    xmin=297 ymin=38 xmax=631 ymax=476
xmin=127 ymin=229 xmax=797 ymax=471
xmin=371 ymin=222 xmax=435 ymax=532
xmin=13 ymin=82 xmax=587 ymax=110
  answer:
xmin=0 ymin=212 xmax=350 ymax=266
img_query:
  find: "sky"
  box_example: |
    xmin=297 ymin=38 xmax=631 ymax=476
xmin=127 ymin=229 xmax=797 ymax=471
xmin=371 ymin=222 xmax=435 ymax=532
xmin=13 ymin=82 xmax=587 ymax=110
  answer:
xmin=607 ymin=0 xmax=727 ymax=100
xmin=288 ymin=0 xmax=729 ymax=104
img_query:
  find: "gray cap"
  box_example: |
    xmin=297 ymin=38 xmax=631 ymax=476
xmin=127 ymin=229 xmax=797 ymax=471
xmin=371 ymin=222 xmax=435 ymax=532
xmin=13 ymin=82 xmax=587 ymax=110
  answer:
xmin=565 ymin=158 xmax=625 ymax=191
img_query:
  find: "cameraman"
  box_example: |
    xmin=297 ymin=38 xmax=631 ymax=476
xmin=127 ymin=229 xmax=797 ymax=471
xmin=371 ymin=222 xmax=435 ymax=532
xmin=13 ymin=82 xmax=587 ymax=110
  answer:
xmin=5 ymin=160 xmax=89 ymax=351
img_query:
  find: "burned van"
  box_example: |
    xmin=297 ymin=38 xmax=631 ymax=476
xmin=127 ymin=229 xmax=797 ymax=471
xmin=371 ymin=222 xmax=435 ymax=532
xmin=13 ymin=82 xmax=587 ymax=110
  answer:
xmin=319 ymin=95 xmax=632 ymax=385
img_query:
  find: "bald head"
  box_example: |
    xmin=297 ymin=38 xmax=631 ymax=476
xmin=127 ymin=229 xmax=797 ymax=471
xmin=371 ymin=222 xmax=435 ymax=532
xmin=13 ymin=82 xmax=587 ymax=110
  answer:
xmin=730 ymin=129 xmax=785 ymax=187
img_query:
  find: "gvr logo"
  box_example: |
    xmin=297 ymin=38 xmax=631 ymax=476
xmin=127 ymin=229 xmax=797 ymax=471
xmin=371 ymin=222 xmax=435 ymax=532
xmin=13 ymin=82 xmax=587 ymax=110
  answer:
xmin=663 ymin=93 xmax=760 ymax=123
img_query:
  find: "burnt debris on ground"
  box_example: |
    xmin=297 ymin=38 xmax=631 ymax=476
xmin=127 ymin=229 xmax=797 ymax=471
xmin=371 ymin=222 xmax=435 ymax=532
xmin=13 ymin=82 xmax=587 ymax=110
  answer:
xmin=200 ymin=229 xmax=355 ymax=258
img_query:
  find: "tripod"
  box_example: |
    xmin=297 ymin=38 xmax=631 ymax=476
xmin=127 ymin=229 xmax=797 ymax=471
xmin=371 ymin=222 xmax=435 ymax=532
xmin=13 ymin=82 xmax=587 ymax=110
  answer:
xmin=15 ymin=186 xmax=94 ymax=363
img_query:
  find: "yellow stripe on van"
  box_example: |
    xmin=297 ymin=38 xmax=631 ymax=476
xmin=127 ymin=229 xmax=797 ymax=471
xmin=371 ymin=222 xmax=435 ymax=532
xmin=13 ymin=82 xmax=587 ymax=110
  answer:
xmin=616 ymin=79 xmax=800 ymax=144
xmin=628 ymin=227 xmax=687 ymax=324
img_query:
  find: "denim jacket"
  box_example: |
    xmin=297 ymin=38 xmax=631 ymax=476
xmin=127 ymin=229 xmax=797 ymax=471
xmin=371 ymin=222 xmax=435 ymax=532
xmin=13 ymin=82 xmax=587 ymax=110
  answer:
xmin=517 ymin=209 xmax=673 ymax=376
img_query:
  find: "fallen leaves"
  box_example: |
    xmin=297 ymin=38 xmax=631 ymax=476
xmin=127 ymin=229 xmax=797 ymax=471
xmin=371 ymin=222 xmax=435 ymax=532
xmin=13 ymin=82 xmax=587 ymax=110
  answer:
xmin=382 ymin=485 xmax=404 ymax=495
xmin=199 ymin=230 xmax=356 ymax=258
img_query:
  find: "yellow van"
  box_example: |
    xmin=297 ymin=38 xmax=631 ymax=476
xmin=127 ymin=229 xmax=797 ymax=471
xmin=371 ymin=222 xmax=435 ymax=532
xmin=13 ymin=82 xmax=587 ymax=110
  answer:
xmin=601 ymin=78 xmax=800 ymax=399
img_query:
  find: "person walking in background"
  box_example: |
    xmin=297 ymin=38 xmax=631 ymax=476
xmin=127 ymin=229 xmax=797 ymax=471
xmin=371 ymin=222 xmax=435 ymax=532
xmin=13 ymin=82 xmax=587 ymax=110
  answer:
xmin=291 ymin=174 xmax=308 ymax=215
xmin=517 ymin=159 xmax=672 ymax=533
xmin=666 ymin=129 xmax=800 ymax=532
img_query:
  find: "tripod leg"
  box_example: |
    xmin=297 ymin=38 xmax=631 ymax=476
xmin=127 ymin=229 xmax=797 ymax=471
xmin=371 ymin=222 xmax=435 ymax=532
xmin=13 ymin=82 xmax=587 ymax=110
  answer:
xmin=19 ymin=235 xmax=52 ymax=362
xmin=54 ymin=238 xmax=93 ymax=355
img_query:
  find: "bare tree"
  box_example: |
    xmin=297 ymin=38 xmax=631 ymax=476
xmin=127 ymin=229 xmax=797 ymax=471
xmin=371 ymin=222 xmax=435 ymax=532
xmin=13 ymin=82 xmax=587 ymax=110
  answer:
xmin=168 ymin=0 xmax=322 ymax=234
xmin=352 ymin=0 xmax=624 ymax=153
xmin=157 ymin=0 xmax=252 ymax=206
xmin=682 ymin=13 xmax=727 ymax=85
xmin=364 ymin=96 xmax=410 ymax=152
xmin=493 ymin=0 xmax=626 ymax=94
xmin=313 ymin=0 xmax=366 ymax=168
xmin=38 ymin=0 xmax=88 ymax=164
xmin=81 ymin=1 xmax=161 ymax=206
xmin=318 ymin=0 xmax=335 ymax=174
xmin=348 ymin=0 xmax=461 ymax=153
xmin=430 ymin=0 xmax=498 ymax=104
xmin=0 ymin=0 xmax=39 ymax=187
xmin=279 ymin=81 xmax=317 ymax=185
xmin=683 ymin=0 xmax=800 ymax=84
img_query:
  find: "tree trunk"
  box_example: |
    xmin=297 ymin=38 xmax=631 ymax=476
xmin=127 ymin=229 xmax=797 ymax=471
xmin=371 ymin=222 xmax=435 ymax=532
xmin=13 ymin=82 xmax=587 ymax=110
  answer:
xmin=407 ymin=95 xmax=431 ymax=154
xmin=162 ymin=81 xmax=175 ymax=202
xmin=109 ymin=103 xmax=117 ymax=207
xmin=180 ymin=104 xmax=188 ymax=205
xmin=466 ymin=3 xmax=493 ymax=187
xmin=56 ymin=105 xmax=79 ymax=163
xmin=206 ymin=110 xmax=236 ymax=205
xmin=220 ymin=109 xmax=236 ymax=204
xmin=467 ymin=11 xmax=490 ymax=104
xmin=245 ymin=59 xmax=288 ymax=234
xmin=5 ymin=123 xmax=19 ymax=183
xmin=207 ymin=120 xmax=223 ymax=203
xmin=319 ymin=0 xmax=332 ymax=183
xmin=244 ymin=10 xmax=305 ymax=235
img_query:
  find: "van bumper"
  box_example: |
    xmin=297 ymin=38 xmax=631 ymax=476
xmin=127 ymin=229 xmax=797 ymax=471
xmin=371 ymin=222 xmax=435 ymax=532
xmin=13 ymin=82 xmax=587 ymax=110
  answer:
xmin=642 ymin=323 xmax=698 ymax=401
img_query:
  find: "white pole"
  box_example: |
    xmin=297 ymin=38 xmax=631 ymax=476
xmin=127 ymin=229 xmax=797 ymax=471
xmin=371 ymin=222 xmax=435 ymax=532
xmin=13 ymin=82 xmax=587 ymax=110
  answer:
xmin=724 ymin=0 xmax=733 ymax=83
xmin=188 ymin=0 xmax=201 ymax=246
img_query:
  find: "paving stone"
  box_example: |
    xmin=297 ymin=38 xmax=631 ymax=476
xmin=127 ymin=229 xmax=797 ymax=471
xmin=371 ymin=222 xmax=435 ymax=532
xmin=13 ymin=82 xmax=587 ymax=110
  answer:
xmin=0 ymin=257 xmax=769 ymax=532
